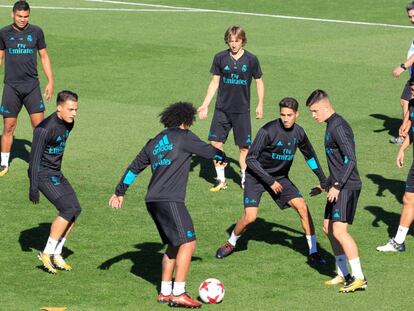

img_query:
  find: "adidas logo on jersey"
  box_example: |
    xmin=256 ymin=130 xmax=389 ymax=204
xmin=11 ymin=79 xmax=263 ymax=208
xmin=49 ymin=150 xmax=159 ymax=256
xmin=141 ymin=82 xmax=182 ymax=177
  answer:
xmin=152 ymin=134 xmax=173 ymax=155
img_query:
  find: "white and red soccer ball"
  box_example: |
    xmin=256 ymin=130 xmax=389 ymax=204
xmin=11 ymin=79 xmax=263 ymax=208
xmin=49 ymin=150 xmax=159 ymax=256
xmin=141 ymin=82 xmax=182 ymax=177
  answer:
xmin=198 ymin=278 xmax=225 ymax=304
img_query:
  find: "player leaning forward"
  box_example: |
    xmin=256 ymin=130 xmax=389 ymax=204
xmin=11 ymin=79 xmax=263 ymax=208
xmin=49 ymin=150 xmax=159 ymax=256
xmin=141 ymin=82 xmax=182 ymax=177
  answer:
xmin=109 ymin=102 xmax=227 ymax=308
xmin=215 ymin=97 xmax=328 ymax=264
xmin=306 ymin=89 xmax=366 ymax=293
xmin=29 ymin=91 xmax=79 ymax=274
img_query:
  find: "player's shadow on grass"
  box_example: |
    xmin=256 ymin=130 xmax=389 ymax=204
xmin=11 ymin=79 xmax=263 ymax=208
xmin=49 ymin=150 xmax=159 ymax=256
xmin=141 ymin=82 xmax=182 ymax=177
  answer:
xmin=365 ymin=205 xmax=413 ymax=238
xmin=369 ymin=114 xmax=401 ymax=138
xmin=18 ymin=222 xmax=74 ymax=271
xmin=98 ymin=242 xmax=202 ymax=292
xmin=191 ymin=155 xmax=241 ymax=185
xmin=224 ymin=218 xmax=335 ymax=277
xmin=0 ymin=136 xmax=31 ymax=164
xmin=366 ymin=174 xmax=405 ymax=204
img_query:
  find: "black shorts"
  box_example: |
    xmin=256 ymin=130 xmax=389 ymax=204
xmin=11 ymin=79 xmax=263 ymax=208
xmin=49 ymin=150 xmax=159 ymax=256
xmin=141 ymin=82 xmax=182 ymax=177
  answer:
xmin=324 ymin=189 xmax=360 ymax=224
xmin=1 ymin=83 xmax=45 ymax=117
xmin=146 ymin=201 xmax=196 ymax=247
xmin=243 ymin=171 xmax=302 ymax=209
xmin=208 ymin=109 xmax=251 ymax=147
xmin=405 ymin=162 xmax=414 ymax=193
xmin=38 ymin=173 xmax=81 ymax=222
xmin=401 ymin=80 xmax=413 ymax=102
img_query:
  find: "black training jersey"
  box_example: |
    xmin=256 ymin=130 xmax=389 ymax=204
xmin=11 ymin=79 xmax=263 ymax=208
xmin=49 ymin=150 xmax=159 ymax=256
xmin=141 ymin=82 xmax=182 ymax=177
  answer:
xmin=29 ymin=112 xmax=74 ymax=193
xmin=115 ymin=127 xmax=225 ymax=202
xmin=210 ymin=50 xmax=262 ymax=113
xmin=0 ymin=24 xmax=46 ymax=88
xmin=246 ymin=119 xmax=327 ymax=187
xmin=409 ymin=99 xmax=414 ymax=146
xmin=324 ymin=113 xmax=361 ymax=190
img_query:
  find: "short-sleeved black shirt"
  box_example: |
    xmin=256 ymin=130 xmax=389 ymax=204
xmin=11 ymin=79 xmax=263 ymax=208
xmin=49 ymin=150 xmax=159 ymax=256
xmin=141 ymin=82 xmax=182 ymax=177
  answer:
xmin=0 ymin=24 xmax=46 ymax=88
xmin=210 ymin=50 xmax=262 ymax=113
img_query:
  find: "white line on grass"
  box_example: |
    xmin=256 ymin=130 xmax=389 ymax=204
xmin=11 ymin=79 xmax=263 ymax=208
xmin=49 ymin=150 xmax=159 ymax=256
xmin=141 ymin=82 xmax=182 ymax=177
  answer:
xmin=84 ymin=0 xmax=414 ymax=29
xmin=0 ymin=5 xmax=194 ymax=12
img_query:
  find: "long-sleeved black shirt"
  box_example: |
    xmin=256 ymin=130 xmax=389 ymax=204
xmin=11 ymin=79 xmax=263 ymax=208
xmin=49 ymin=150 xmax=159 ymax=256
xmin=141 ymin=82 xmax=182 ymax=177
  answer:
xmin=115 ymin=127 xmax=225 ymax=202
xmin=246 ymin=119 xmax=327 ymax=187
xmin=324 ymin=113 xmax=361 ymax=190
xmin=28 ymin=112 xmax=74 ymax=193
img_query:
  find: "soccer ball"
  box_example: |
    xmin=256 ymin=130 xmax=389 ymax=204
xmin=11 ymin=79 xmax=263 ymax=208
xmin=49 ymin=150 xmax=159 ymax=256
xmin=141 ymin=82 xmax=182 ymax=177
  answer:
xmin=198 ymin=278 xmax=225 ymax=304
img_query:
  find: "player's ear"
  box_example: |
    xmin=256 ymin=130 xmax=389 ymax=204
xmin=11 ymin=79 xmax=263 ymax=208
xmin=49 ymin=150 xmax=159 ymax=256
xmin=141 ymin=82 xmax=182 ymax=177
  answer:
xmin=57 ymin=104 xmax=62 ymax=112
xmin=295 ymin=111 xmax=299 ymax=118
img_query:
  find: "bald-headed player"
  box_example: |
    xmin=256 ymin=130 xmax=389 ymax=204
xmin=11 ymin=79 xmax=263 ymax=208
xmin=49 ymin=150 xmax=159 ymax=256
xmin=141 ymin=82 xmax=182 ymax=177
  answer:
xmin=306 ymin=89 xmax=366 ymax=293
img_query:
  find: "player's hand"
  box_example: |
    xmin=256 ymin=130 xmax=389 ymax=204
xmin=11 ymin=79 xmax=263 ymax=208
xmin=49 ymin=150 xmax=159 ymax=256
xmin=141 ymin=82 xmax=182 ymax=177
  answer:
xmin=29 ymin=190 xmax=39 ymax=204
xmin=255 ymin=105 xmax=263 ymax=119
xmin=327 ymin=187 xmax=340 ymax=203
xmin=393 ymin=66 xmax=405 ymax=78
xmin=399 ymin=120 xmax=411 ymax=137
xmin=270 ymin=181 xmax=283 ymax=194
xmin=197 ymin=106 xmax=208 ymax=120
xmin=44 ymin=82 xmax=54 ymax=101
xmin=109 ymin=194 xmax=124 ymax=209
xmin=309 ymin=186 xmax=323 ymax=196
xmin=396 ymin=150 xmax=405 ymax=168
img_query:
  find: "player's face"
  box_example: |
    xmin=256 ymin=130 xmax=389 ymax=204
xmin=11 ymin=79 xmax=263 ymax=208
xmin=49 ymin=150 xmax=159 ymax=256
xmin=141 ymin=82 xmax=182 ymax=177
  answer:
xmin=227 ymin=35 xmax=243 ymax=55
xmin=57 ymin=100 xmax=78 ymax=123
xmin=280 ymin=107 xmax=298 ymax=129
xmin=309 ymin=101 xmax=327 ymax=123
xmin=408 ymin=9 xmax=414 ymax=24
xmin=12 ymin=10 xmax=30 ymax=29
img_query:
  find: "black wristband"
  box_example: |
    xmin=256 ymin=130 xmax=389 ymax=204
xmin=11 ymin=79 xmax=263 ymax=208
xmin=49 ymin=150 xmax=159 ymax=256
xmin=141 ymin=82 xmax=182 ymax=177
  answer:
xmin=401 ymin=63 xmax=407 ymax=70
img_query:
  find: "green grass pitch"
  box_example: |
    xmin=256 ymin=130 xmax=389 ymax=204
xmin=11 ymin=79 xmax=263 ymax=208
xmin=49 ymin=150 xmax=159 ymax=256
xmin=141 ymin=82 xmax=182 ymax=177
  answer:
xmin=0 ymin=0 xmax=413 ymax=309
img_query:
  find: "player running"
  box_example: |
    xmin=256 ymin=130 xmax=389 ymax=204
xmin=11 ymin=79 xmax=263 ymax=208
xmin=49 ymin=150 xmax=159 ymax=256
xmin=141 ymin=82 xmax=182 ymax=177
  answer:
xmin=198 ymin=25 xmax=264 ymax=191
xmin=109 ymin=102 xmax=227 ymax=308
xmin=377 ymin=81 xmax=414 ymax=252
xmin=0 ymin=1 xmax=53 ymax=175
xmin=29 ymin=91 xmax=79 ymax=274
xmin=306 ymin=89 xmax=366 ymax=293
xmin=215 ymin=97 xmax=327 ymax=265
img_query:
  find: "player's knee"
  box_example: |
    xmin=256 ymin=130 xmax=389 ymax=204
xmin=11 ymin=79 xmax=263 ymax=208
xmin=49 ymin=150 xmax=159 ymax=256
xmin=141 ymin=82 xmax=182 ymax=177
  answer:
xmin=402 ymin=193 xmax=414 ymax=207
xmin=3 ymin=123 xmax=16 ymax=135
xmin=243 ymin=211 xmax=257 ymax=224
xmin=59 ymin=203 xmax=81 ymax=222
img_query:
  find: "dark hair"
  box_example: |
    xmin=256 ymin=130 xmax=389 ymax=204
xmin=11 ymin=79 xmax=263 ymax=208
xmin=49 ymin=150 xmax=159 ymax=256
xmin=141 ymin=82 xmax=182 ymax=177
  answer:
xmin=279 ymin=97 xmax=299 ymax=112
xmin=13 ymin=1 xmax=30 ymax=12
xmin=224 ymin=26 xmax=247 ymax=45
xmin=56 ymin=90 xmax=78 ymax=106
xmin=306 ymin=89 xmax=329 ymax=107
xmin=159 ymin=102 xmax=196 ymax=128
xmin=407 ymin=2 xmax=414 ymax=11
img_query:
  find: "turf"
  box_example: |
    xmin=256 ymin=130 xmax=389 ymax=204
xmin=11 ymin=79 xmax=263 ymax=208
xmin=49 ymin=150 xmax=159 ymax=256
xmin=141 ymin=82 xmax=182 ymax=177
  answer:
xmin=0 ymin=0 xmax=413 ymax=310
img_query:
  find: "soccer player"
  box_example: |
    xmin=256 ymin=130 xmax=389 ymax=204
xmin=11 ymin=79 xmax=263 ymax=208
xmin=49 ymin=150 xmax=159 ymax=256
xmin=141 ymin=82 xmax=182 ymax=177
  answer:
xmin=377 ymin=82 xmax=414 ymax=252
xmin=390 ymin=1 xmax=414 ymax=144
xmin=28 ymin=90 xmax=79 ymax=274
xmin=215 ymin=97 xmax=327 ymax=265
xmin=198 ymin=25 xmax=264 ymax=191
xmin=0 ymin=1 xmax=53 ymax=176
xmin=306 ymin=89 xmax=366 ymax=293
xmin=109 ymin=102 xmax=227 ymax=308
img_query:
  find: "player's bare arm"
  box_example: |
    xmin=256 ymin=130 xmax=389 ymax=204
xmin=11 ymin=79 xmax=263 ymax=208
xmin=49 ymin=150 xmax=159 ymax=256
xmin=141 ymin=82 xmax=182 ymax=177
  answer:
xmin=255 ymin=78 xmax=264 ymax=119
xmin=198 ymin=75 xmax=220 ymax=119
xmin=0 ymin=50 xmax=4 ymax=65
xmin=393 ymin=53 xmax=414 ymax=77
xmin=396 ymin=135 xmax=411 ymax=168
xmin=38 ymin=48 xmax=53 ymax=101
